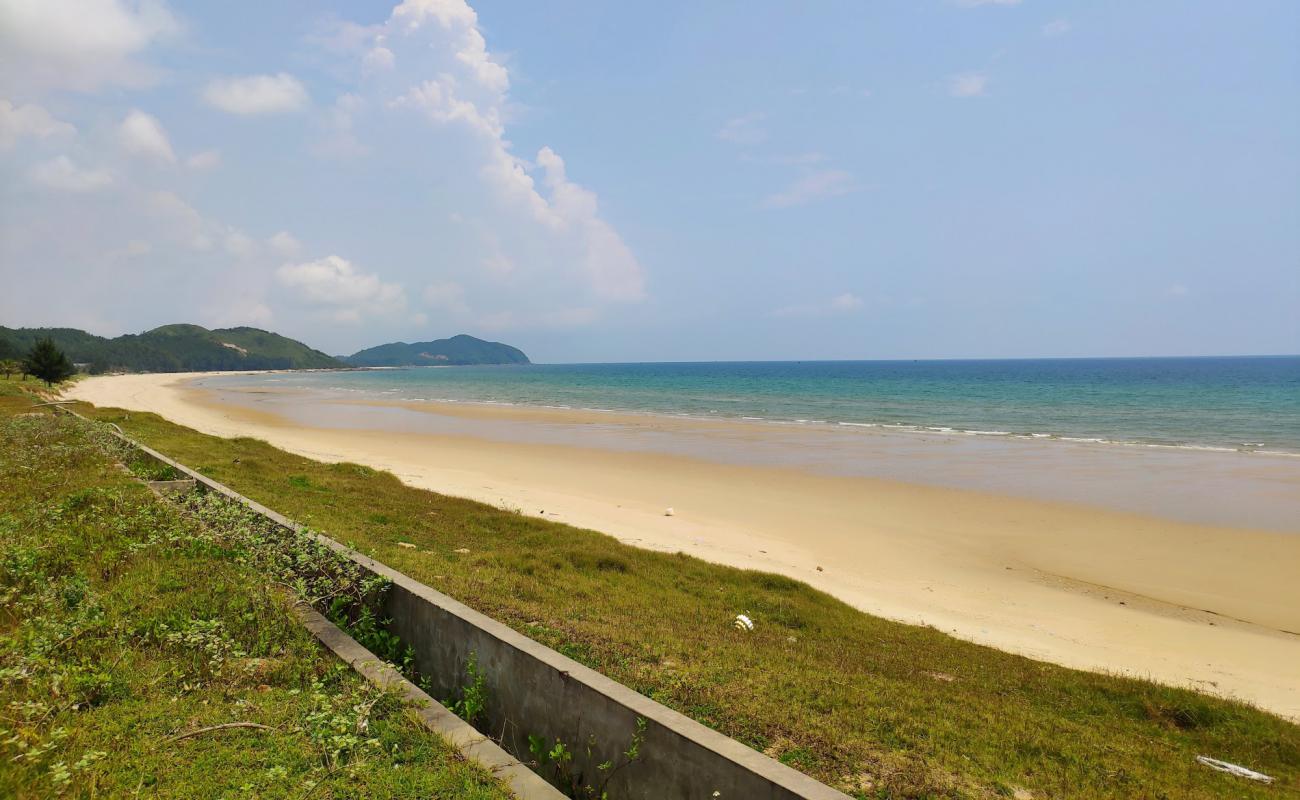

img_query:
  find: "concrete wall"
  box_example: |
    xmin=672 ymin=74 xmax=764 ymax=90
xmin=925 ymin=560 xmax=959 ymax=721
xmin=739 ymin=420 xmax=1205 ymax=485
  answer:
xmin=105 ymin=421 xmax=851 ymax=800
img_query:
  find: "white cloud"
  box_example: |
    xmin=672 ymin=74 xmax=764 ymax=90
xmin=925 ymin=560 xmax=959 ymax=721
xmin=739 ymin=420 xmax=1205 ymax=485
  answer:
xmin=0 ymin=0 xmax=179 ymax=91
xmin=203 ymin=73 xmax=309 ymax=115
xmin=186 ymin=149 xmax=221 ymax=170
xmin=28 ymin=156 xmax=112 ymax=192
xmin=423 ymin=281 xmax=469 ymax=314
xmin=277 ymin=255 xmax=407 ymax=322
xmin=314 ymin=93 xmax=368 ymax=158
xmin=830 ymin=292 xmax=863 ymax=311
xmin=774 ymin=293 xmax=864 ymax=318
xmin=764 ymin=170 xmax=856 ymax=209
xmin=477 ymin=306 xmax=599 ymax=331
xmin=223 ymin=229 xmax=256 ymax=258
xmin=363 ymin=45 xmax=395 ymax=72
xmin=117 ymin=109 xmax=175 ymax=162
xmin=0 ymin=100 xmax=75 ymax=150
xmin=1042 ymin=19 xmax=1072 ymax=37
xmin=949 ymin=72 xmax=989 ymax=98
xmin=385 ymin=2 xmax=646 ymax=305
xmin=742 ymin=151 xmax=827 ymax=166
xmin=391 ymin=0 xmax=508 ymax=92
xmin=268 ymin=231 xmax=302 ymax=257
xmin=1166 ymin=284 xmax=1190 ymax=298
xmin=535 ymin=146 xmax=645 ymax=301
xmin=955 ymin=0 xmax=1022 ymax=6
xmin=716 ymin=112 xmax=767 ymax=146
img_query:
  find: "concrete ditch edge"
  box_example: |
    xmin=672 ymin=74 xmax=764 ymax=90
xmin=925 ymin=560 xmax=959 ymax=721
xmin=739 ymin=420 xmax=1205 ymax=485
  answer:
xmin=293 ymin=602 xmax=563 ymax=799
xmin=62 ymin=405 xmax=853 ymax=800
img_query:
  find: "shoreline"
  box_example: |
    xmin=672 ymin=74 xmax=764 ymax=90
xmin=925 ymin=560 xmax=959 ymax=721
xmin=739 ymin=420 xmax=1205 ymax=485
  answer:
xmin=65 ymin=371 xmax=1300 ymax=719
xmin=204 ymin=369 xmax=1300 ymax=459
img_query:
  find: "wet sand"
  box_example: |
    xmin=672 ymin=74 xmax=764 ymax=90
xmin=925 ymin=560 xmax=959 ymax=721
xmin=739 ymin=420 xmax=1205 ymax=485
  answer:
xmin=65 ymin=372 xmax=1300 ymax=719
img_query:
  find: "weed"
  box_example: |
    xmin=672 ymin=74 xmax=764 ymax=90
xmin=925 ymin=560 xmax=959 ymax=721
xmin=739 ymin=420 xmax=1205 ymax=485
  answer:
xmin=448 ymin=652 xmax=489 ymax=726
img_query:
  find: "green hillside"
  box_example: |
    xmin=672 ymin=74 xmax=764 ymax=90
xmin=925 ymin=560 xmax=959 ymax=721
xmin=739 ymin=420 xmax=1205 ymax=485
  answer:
xmin=345 ymin=334 xmax=529 ymax=366
xmin=0 ymin=324 xmax=343 ymax=373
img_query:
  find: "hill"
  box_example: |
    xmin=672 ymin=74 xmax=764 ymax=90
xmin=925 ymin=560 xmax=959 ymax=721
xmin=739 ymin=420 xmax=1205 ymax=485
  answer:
xmin=344 ymin=334 xmax=529 ymax=366
xmin=0 ymin=324 xmax=342 ymax=373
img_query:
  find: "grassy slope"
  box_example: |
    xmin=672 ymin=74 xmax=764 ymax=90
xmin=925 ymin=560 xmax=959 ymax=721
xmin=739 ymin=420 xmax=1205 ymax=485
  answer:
xmin=0 ymin=380 xmax=510 ymax=799
xmin=63 ymin=393 xmax=1300 ymax=799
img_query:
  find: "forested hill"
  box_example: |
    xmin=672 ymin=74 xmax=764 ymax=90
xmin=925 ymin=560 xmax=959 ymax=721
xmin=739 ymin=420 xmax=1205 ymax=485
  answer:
xmin=0 ymin=324 xmax=343 ymax=373
xmin=344 ymin=334 xmax=530 ymax=366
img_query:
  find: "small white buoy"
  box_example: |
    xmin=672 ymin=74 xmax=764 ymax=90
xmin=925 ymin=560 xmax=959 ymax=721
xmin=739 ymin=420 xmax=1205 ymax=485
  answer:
xmin=733 ymin=614 xmax=754 ymax=632
xmin=664 ymin=507 xmax=674 ymax=517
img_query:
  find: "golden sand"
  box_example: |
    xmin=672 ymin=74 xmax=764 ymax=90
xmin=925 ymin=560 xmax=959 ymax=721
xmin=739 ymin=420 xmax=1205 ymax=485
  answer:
xmin=66 ymin=372 xmax=1300 ymax=718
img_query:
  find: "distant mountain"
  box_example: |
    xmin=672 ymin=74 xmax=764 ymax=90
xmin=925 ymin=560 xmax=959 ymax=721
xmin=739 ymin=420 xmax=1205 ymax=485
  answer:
xmin=344 ymin=334 xmax=530 ymax=367
xmin=0 ymin=324 xmax=343 ymax=373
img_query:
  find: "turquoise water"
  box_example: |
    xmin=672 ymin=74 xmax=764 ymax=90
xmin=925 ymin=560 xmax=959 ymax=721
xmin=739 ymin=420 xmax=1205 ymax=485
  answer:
xmin=209 ymin=356 xmax=1300 ymax=454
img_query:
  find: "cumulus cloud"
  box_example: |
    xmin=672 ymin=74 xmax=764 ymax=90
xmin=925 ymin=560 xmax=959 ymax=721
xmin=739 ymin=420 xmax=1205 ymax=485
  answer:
xmin=268 ymin=231 xmax=302 ymax=257
xmin=774 ymin=293 xmax=864 ymax=318
xmin=203 ymin=73 xmax=309 ymax=115
xmin=185 ymin=149 xmax=221 ymax=170
xmin=223 ymin=229 xmax=256 ymax=258
xmin=423 ymin=281 xmax=469 ymax=314
xmin=1042 ymin=19 xmax=1072 ymax=37
xmin=716 ymin=112 xmax=767 ymax=146
xmin=535 ymin=146 xmax=645 ymax=300
xmin=477 ymin=306 xmax=599 ymax=331
xmin=363 ymin=45 xmax=395 ymax=72
xmin=742 ymin=151 xmax=827 ymax=166
xmin=950 ymin=73 xmax=989 ymax=98
xmin=391 ymin=0 xmax=508 ymax=92
xmin=118 ymin=109 xmax=175 ymax=162
xmin=28 ymin=156 xmax=113 ymax=192
xmin=384 ymin=0 xmax=646 ymax=304
xmin=277 ymin=255 xmax=407 ymax=323
xmin=0 ymin=100 xmax=76 ymax=150
xmin=313 ymin=93 xmax=368 ymax=158
xmin=0 ymin=0 xmax=179 ymax=91
xmin=764 ymin=170 xmax=856 ymax=209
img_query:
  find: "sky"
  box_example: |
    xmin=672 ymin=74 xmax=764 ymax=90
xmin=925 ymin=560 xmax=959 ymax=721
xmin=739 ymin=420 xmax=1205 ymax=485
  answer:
xmin=1 ymin=0 xmax=1297 ymax=362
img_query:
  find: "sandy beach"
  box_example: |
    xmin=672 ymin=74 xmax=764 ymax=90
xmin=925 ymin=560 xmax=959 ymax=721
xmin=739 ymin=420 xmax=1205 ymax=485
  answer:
xmin=65 ymin=372 xmax=1300 ymax=719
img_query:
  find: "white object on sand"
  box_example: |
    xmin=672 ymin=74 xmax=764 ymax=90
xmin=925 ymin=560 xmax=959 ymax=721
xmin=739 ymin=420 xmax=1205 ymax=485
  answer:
xmin=733 ymin=614 xmax=754 ymax=632
xmin=664 ymin=507 xmax=674 ymax=516
xmin=1195 ymin=756 xmax=1273 ymax=783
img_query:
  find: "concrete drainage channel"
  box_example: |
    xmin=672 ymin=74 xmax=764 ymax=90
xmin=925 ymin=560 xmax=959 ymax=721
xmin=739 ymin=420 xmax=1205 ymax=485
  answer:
xmin=78 ymin=410 xmax=852 ymax=800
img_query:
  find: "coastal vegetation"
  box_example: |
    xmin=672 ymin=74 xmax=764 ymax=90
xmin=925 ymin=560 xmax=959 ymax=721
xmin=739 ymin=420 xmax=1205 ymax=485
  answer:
xmin=0 ymin=324 xmax=342 ymax=373
xmin=0 ymin=326 xmax=532 ymax=373
xmin=343 ymin=334 xmax=531 ymax=367
xmin=41 ymin=379 xmax=1299 ymax=798
xmin=21 ymin=338 xmax=75 ymax=386
xmin=0 ymin=378 xmax=511 ymax=799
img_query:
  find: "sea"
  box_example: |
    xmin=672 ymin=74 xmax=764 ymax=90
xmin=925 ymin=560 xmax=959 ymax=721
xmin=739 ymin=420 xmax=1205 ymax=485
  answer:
xmin=204 ymin=355 xmax=1300 ymax=456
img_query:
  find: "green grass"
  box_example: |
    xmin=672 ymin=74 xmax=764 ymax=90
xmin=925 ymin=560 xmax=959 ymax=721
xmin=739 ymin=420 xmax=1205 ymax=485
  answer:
xmin=10 ymin=377 xmax=1298 ymax=798
xmin=0 ymin=379 xmax=511 ymax=799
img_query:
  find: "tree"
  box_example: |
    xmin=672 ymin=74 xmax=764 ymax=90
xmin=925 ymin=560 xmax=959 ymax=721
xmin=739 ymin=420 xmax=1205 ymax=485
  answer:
xmin=0 ymin=359 xmax=21 ymax=379
xmin=24 ymin=338 xmax=75 ymax=387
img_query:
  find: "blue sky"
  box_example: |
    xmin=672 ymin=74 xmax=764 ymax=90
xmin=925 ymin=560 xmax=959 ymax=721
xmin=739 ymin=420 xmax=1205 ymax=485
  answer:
xmin=1 ymin=0 xmax=1297 ymax=361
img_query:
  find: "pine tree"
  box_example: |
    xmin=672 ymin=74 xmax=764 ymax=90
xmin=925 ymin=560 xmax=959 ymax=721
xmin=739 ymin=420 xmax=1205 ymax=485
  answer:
xmin=24 ymin=338 xmax=75 ymax=387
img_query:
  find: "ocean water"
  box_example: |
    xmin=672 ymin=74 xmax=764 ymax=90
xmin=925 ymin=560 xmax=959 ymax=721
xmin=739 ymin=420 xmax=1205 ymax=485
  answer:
xmin=206 ymin=356 xmax=1300 ymax=455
